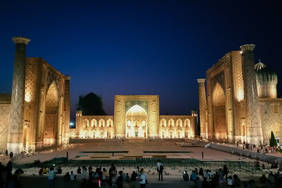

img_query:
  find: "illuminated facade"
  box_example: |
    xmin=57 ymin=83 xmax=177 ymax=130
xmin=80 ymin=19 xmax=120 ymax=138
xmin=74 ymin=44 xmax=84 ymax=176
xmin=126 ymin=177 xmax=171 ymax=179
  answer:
xmin=72 ymin=95 xmax=196 ymax=139
xmin=198 ymin=44 xmax=282 ymax=145
xmin=0 ymin=37 xmax=70 ymax=153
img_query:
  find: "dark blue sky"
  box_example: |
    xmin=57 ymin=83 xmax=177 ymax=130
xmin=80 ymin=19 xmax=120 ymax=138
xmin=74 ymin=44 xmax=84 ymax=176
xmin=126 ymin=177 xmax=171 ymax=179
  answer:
xmin=1 ymin=0 xmax=282 ymax=119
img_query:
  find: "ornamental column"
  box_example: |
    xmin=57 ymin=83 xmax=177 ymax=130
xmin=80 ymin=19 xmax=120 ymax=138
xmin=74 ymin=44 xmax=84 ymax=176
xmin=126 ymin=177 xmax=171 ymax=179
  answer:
xmin=197 ymin=78 xmax=208 ymax=139
xmin=7 ymin=37 xmax=30 ymax=154
xmin=240 ymin=44 xmax=263 ymax=145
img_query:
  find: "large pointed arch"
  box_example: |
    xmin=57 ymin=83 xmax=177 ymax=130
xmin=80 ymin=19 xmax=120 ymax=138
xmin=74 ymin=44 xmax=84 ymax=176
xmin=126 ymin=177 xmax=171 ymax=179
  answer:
xmin=125 ymin=105 xmax=148 ymax=138
xmin=43 ymin=81 xmax=59 ymax=146
xmin=212 ymin=82 xmax=227 ymax=141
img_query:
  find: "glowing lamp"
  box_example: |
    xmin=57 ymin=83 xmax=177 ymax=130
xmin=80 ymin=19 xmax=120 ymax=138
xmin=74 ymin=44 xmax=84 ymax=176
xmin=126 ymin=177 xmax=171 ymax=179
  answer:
xmin=25 ymin=93 xmax=31 ymax=102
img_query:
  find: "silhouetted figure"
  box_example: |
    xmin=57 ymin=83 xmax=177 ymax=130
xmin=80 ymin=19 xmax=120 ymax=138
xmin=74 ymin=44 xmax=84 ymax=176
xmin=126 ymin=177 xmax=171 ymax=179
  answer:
xmin=183 ymin=170 xmax=189 ymax=181
xmin=233 ymin=174 xmax=241 ymax=187
xmin=9 ymin=152 xmax=13 ymax=159
xmin=131 ymin=171 xmax=137 ymax=181
xmin=57 ymin=166 xmax=62 ymax=174
xmin=109 ymin=164 xmax=117 ymax=186
xmin=77 ymin=166 xmax=81 ymax=174
xmin=223 ymin=165 xmax=229 ymax=180
xmin=39 ymin=168 xmax=43 ymax=176
xmin=157 ymin=160 xmax=164 ymax=181
xmin=116 ymin=171 xmax=123 ymax=188
xmin=260 ymin=174 xmax=267 ymax=184
xmin=64 ymin=172 xmax=70 ymax=182
xmin=199 ymin=168 xmax=204 ymax=176
xmin=202 ymin=177 xmax=209 ymax=188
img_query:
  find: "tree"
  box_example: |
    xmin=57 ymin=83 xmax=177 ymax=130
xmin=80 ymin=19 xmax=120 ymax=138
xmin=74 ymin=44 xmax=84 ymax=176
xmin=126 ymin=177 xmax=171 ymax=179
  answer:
xmin=77 ymin=92 xmax=106 ymax=115
xmin=269 ymin=131 xmax=277 ymax=147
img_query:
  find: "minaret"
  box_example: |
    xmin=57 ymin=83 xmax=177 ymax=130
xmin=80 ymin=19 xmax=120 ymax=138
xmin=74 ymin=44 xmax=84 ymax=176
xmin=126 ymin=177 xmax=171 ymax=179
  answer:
xmin=240 ymin=44 xmax=263 ymax=145
xmin=197 ymin=78 xmax=208 ymax=139
xmin=7 ymin=37 xmax=30 ymax=154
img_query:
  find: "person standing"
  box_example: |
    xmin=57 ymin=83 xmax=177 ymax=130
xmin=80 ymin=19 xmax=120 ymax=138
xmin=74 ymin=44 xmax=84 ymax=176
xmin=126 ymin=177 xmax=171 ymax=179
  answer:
xmin=139 ymin=168 xmax=147 ymax=188
xmin=109 ymin=164 xmax=117 ymax=186
xmin=223 ymin=165 xmax=229 ymax=180
xmin=157 ymin=160 xmax=164 ymax=181
xmin=48 ymin=167 xmax=55 ymax=188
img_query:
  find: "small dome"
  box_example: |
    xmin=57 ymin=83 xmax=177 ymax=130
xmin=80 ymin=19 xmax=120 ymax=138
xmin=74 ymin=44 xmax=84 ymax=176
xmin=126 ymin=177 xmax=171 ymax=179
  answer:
xmin=254 ymin=60 xmax=266 ymax=70
xmin=255 ymin=60 xmax=277 ymax=84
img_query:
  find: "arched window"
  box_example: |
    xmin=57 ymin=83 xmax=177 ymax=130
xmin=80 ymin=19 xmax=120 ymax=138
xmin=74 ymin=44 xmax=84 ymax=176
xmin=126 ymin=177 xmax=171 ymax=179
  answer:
xmin=168 ymin=119 xmax=174 ymax=127
xmin=91 ymin=119 xmax=97 ymax=128
xmin=160 ymin=119 xmax=166 ymax=127
xmin=84 ymin=119 xmax=89 ymax=128
xmin=176 ymin=119 xmax=182 ymax=127
xmin=99 ymin=119 xmax=105 ymax=127
xmin=184 ymin=119 xmax=190 ymax=128
xmin=107 ymin=119 xmax=113 ymax=127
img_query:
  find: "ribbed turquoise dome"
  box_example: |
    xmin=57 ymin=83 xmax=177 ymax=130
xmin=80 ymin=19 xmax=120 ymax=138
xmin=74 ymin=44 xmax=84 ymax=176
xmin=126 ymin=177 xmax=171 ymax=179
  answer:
xmin=255 ymin=61 xmax=277 ymax=84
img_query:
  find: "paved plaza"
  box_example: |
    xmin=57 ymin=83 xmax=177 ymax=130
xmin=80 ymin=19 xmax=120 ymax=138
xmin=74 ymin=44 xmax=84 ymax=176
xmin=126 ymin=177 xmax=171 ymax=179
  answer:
xmin=1 ymin=140 xmax=281 ymax=187
xmin=11 ymin=140 xmax=253 ymax=165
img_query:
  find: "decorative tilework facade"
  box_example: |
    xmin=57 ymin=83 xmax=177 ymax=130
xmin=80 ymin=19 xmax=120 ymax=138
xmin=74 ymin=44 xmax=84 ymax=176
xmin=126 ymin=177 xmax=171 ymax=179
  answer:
xmin=0 ymin=37 xmax=70 ymax=153
xmin=72 ymin=95 xmax=196 ymax=139
xmin=198 ymin=44 xmax=282 ymax=145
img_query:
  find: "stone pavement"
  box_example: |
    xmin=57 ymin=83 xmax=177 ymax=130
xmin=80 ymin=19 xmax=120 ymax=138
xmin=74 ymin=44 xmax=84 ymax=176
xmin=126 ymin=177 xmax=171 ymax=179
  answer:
xmin=13 ymin=140 xmax=253 ymax=165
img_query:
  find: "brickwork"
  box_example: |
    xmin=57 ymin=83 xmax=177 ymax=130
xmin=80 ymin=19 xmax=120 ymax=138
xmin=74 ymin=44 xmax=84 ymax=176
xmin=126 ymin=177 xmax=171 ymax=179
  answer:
xmin=240 ymin=44 xmax=263 ymax=144
xmin=8 ymin=37 xmax=30 ymax=153
xmin=259 ymin=99 xmax=282 ymax=144
xmin=0 ymin=104 xmax=10 ymax=152
xmin=197 ymin=79 xmax=208 ymax=139
xmin=0 ymin=37 xmax=70 ymax=153
xmin=200 ymin=44 xmax=282 ymax=145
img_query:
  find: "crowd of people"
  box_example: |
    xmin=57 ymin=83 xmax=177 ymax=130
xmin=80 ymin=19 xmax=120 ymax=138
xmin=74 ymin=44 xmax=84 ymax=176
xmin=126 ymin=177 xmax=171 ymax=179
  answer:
xmin=182 ymin=165 xmax=242 ymax=187
xmin=2 ymin=158 xmax=282 ymax=188
xmin=43 ymin=164 xmax=147 ymax=188
xmin=259 ymin=170 xmax=282 ymax=186
xmin=237 ymin=141 xmax=279 ymax=154
xmin=182 ymin=164 xmax=282 ymax=188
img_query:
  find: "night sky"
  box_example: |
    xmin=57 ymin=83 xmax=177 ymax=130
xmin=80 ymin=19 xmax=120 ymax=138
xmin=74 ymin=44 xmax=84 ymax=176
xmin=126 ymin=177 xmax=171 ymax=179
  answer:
xmin=1 ymin=0 xmax=282 ymax=120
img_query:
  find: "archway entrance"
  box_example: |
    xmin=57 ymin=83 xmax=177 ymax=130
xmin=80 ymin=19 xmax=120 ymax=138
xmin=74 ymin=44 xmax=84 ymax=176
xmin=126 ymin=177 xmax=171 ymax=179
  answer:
xmin=43 ymin=82 xmax=59 ymax=146
xmin=212 ymin=83 xmax=227 ymax=141
xmin=125 ymin=105 xmax=147 ymax=138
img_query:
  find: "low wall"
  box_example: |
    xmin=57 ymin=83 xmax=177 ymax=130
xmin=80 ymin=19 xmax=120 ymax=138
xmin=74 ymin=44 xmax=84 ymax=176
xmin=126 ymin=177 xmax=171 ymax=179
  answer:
xmin=208 ymin=143 xmax=282 ymax=164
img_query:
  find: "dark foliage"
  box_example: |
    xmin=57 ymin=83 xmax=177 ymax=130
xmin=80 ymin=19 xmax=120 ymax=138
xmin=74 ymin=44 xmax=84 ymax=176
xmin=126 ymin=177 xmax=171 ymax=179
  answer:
xmin=77 ymin=92 xmax=106 ymax=115
xmin=269 ymin=131 xmax=277 ymax=147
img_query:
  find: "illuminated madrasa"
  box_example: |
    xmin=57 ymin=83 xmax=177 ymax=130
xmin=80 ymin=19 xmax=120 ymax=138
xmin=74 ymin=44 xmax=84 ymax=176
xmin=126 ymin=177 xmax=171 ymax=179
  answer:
xmin=72 ymin=95 xmax=196 ymax=139
xmin=2 ymin=37 xmax=280 ymax=154
xmin=198 ymin=44 xmax=282 ymax=145
xmin=0 ymin=37 xmax=70 ymax=153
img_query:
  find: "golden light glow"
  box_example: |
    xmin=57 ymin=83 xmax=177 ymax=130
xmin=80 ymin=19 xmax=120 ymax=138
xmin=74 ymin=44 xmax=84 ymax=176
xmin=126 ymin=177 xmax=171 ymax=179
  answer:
xmin=270 ymin=85 xmax=277 ymax=98
xmin=237 ymin=89 xmax=244 ymax=102
xmin=25 ymin=92 xmax=31 ymax=102
xmin=43 ymin=138 xmax=55 ymax=145
xmin=125 ymin=105 xmax=147 ymax=138
xmin=126 ymin=104 xmax=146 ymax=115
